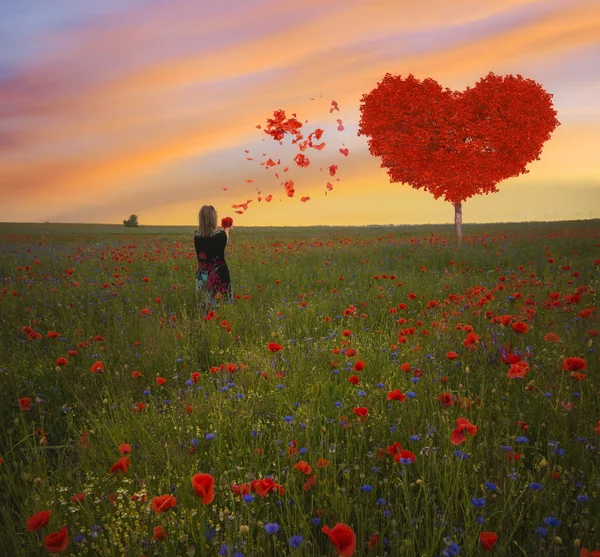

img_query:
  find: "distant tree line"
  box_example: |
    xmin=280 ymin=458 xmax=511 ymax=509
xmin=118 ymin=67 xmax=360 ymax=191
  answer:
xmin=123 ymin=214 xmax=139 ymax=228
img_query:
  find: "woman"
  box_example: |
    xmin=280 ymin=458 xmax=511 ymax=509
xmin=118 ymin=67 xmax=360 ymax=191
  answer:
xmin=194 ymin=205 xmax=232 ymax=304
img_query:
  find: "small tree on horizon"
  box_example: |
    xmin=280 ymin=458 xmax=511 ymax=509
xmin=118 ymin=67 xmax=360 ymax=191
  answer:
xmin=123 ymin=214 xmax=139 ymax=228
xmin=358 ymin=72 xmax=560 ymax=243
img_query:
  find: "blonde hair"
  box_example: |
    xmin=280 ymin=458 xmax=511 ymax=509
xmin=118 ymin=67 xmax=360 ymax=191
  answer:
xmin=198 ymin=205 xmax=218 ymax=237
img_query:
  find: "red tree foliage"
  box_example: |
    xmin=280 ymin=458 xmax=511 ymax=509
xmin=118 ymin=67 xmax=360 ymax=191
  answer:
xmin=358 ymin=72 xmax=560 ymax=241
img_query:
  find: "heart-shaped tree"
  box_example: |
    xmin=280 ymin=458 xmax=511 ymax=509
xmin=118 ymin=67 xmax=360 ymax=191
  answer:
xmin=358 ymin=72 xmax=560 ymax=242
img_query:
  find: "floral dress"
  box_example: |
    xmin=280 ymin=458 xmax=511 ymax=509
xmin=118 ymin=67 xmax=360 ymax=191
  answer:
xmin=194 ymin=229 xmax=231 ymax=303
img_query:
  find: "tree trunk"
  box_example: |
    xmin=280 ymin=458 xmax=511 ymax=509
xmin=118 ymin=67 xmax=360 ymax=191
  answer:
xmin=454 ymin=202 xmax=462 ymax=245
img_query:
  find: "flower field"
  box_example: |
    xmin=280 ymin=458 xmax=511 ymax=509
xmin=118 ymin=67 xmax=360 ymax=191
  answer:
xmin=0 ymin=222 xmax=599 ymax=556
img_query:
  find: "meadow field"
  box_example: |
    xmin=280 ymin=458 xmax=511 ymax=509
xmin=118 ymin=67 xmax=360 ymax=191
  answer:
xmin=0 ymin=221 xmax=599 ymax=556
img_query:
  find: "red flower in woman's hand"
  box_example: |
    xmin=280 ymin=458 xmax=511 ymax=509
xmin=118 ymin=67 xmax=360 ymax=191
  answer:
xmin=221 ymin=217 xmax=233 ymax=228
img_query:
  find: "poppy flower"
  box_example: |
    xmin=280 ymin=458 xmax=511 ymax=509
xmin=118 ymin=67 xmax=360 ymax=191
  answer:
xmin=192 ymin=473 xmax=215 ymax=504
xmin=317 ymin=458 xmax=331 ymax=468
xmin=450 ymin=418 xmax=477 ymax=446
xmin=110 ymin=456 xmax=130 ymax=474
xmin=322 ymin=523 xmax=356 ymax=557
xmin=153 ymin=525 xmax=168 ymax=540
xmin=251 ymin=477 xmax=285 ymax=497
xmin=152 ymin=495 xmax=177 ymax=513
xmin=90 ymin=361 xmax=104 ymax=374
xmin=231 ymin=483 xmax=251 ymax=497
xmin=353 ymin=360 xmax=365 ymax=372
xmin=511 ymin=322 xmax=529 ymax=334
xmin=131 ymin=371 xmax=142 ymax=378
xmin=156 ymin=377 xmax=166 ymax=385
xmin=345 ymin=348 xmax=357 ymax=357
xmin=571 ymin=372 xmax=587 ymax=382
xmin=595 ymin=420 xmax=600 ymax=435
xmin=70 ymin=493 xmax=85 ymax=503
xmin=387 ymin=390 xmax=406 ymax=402
xmin=303 ymin=474 xmax=317 ymax=491
xmin=348 ymin=375 xmax=359 ymax=385
xmin=268 ymin=342 xmax=283 ymax=352
xmin=353 ymin=407 xmax=369 ymax=422
xmin=507 ymin=360 xmax=529 ymax=379
xmin=543 ymin=333 xmax=561 ymax=343
xmin=27 ymin=510 xmax=52 ymax=532
xmin=221 ymin=217 xmax=233 ymax=228
xmin=293 ymin=460 xmax=313 ymax=475
xmin=395 ymin=450 xmax=416 ymax=464
xmin=19 ymin=397 xmax=32 ymax=411
xmin=118 ymin=443 xmax=131 ymax=455
xmin=563 ymin=357 xmax=586 ymax=372
xmin=437 ymin=392 xmax=454 ymax=406
xmin=400 ymin=362 xmax=411 ymax=372
xmin=480 ymin=531 xmax=499 ymax=551
xmin=45 ymin=525 xmax=69 ymax=553
xmin=55 ymin=357 xmax=68 ymax=367
xmin=446 ymin=351 xmax=459 ymax=360
xmin=463 ymin=332 xmax=479 ymax=348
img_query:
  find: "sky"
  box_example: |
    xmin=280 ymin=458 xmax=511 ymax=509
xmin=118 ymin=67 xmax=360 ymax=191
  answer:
xmin=1 ymin=0 xmax=599 ymax=226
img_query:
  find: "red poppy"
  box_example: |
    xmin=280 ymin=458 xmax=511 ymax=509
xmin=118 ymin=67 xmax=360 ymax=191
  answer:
xmin=90 ymin=361 xmax=104 ymax=374
xmin=322 ymin=523 xmax=356 ymax=557
xmin=563 ymin=357 xmax=586 ymax=372
xmin=71 ymin=493 xmax=85 ymax=503
xmin=55 ymin=357 xmax=68 ymax=367
xmin=394 ymin=449 xmax=416 ymax=463
xmin=450 ymin=417 xmax=477 ymax=446
xmin=27 ymin=510 xmax=52 ymax=532
xmin=387 ymin=390 xmax=406 ymax=402
xmin=221 ymin=217 xmax=233 ymax=228
xmin=345 ymin=348 xmax=357 ymax=357
xmin=303 ymin=474 xmax=317 ymax=491
xmin=595 ymin=420 xmax=600 ymax=435
xmin=268 ymin=342 xmax=283 ymax=352
xmin=463 ymin=332 xmax=479 ymax=348
xmin=110 ymin=456 xmax=130 ymax=474
xmin=446 ymin=351 xmax=459 ymax=360
xmin=543 ymin=333 xmax=560 ymax=343
xmin=571 ymin=372 xmax=587 ymax=382
xmin=156 ymin=377 xmax=166 ymax=385
xmin=19 ymin=397 xmax=32 ymax=411
xmin=251 ymin=477 xmax=285 ymax=497
xmin=151 ymin=495 xmax=177 ymax=513
xmin=480 ymin=531 xmax=499 ymax=551
xmin=353 ymin=407 xmax=369 ymax=422
xmin=293 ymin=460 xmax=313 ymax=475
xmin=348 ymin=375 xmax=359 ymax=385
xmin=47 ymin=331 xmax=60 ymax=339
xmin=511 ymin=322 xmax=529 ymax=334
xmin=317 ymin=458 xmax=331 ymax=468
xmin=226 ymin=363 xmax=238 ymax=373
xmin=400 ymin=362 xmax=411 ymax=372
xmin=507 ymin=360 xmax=529 ymax=379
xmin=231 ymin=483 xmax=251 ymax=497
xmin=118 ymin=443 xmax=131 ymax=455
xmin=132 ymin=371 xmax=142 ymax=378
xmin=45 ymin=525 xmax=69 ymax=553
xmin=153 ymin=525 xmax=168 ymax=540
xmin=437 ymin=392 xmax=454 ymax=406
xmin=192 ymin=473 xmax=215 ymax=504
xmin=353 ymin=360 xmax=365 ymax=372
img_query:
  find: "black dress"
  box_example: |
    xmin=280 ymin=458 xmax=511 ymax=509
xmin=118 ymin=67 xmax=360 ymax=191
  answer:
xmin=194 ymin=230 xmax=231 ymax=301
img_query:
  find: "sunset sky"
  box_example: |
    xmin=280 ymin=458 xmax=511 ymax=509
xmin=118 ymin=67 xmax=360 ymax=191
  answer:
xmin=1 ymin=0 xmax=599 ymax=226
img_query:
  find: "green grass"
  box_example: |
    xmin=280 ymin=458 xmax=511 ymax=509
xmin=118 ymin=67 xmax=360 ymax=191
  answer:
xmin=0 ymin=221 xmax=599 ymax=556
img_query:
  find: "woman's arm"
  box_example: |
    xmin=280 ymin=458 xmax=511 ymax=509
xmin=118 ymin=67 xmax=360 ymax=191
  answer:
xmin=223 ymin=227 xmax=232 ymax=241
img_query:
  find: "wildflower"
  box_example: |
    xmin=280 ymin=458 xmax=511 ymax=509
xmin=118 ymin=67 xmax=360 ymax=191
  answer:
xmin=479 ymin=531 xmax=499 ymax=551
xmin=45 ymin=526 xmax=69 ymax=553
xmin=27 ymin=510 xmax=52 ymax=532
xmin=322 ymin=523 xmax=356 ymax=557
xmin=192 ymin=474 xmax=215 ymax=504
xmin=264 ymin=523 xmax=280 ymax=534
xmin=289 ymin=535 xmax=303 ymax=548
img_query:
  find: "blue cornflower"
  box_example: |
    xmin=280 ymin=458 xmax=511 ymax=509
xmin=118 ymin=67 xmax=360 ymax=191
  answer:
xmin=143 ymin=389 xmax=151 ymax=396
xmin=362 ymin=484 xmax=372 ymax=493
xmin=409 ymin=434 xmax=421 ymax=441
xmin=190 ymin=438 xmax=199 ymax=446
xmin=243 ymin=494 xmax=254 ymax=503
xmin=543 ymin=517 xmax=561 ymax=527
xmin=289 ymin=535 xmax=303 ymax=548
xmin=334 ymin=401 xmax=342 ymax=408
xmin=454 ymin=450 xmax=469 ymax=460
xmin=264 ymin=523 xmax=280 ymax=535
xmin=536 ymin=527 xmax=547 ymax=538
xmin=515 ymin=436 xmax=528 ymax=443
xmin=576 ymin=494 xmax=589 ymax=503
xmin=529 ymin=482 xmax=543 ymax=490
xmin=205 ymin=433 xmax=216 ymax=440
xmin=406 ymin=391 xmax=417 ymax=398
xmin=284 ymin=416 xmax=293 ymax=423
xmin=311 ymin=517 xmax=321 ymax=526
xmin=411 ymin=376 xmax=420 ymax=383
xmin=471 ymin=497 xmax=486 ymax=507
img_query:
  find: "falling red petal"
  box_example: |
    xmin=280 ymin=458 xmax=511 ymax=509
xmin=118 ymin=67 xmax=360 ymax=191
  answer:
xmin=339 ymin=148 xmax=349 ymax=156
